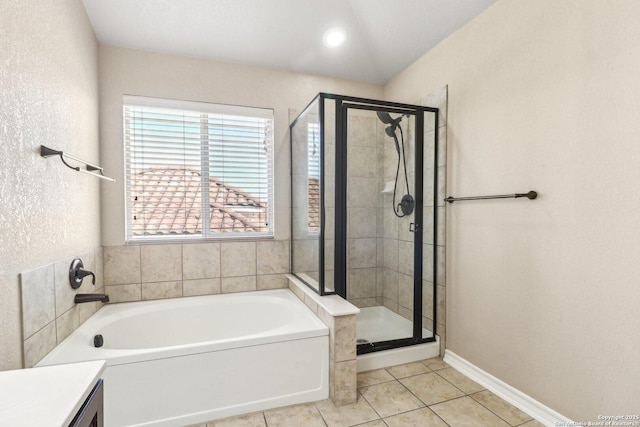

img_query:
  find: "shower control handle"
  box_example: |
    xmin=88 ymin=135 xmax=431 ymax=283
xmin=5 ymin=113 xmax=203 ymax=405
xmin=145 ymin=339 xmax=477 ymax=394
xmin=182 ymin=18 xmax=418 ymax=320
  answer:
xmin=409 ymin=223 xmax=420 ymax=232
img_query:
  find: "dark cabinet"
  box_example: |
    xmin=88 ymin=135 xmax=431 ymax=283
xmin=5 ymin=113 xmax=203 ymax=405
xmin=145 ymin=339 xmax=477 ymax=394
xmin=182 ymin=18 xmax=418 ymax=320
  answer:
xmin=69 ymin=379 xmax=103 ymax=427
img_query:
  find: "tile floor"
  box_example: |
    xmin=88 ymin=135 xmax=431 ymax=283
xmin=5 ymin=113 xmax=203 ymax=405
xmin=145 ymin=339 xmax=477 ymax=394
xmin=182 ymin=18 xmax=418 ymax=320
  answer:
xmin=190 ymin=357 xmax=546 ymax=427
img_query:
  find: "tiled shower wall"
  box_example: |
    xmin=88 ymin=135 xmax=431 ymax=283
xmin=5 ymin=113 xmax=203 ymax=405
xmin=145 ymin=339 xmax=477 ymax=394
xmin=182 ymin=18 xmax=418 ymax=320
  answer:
xmin=20 ymin=247 xmax=104 ymax=368
xmin=103 ymin=240 xmax=290 ymax=302
xmin=346 ymin=112 xmax=381 ymax=306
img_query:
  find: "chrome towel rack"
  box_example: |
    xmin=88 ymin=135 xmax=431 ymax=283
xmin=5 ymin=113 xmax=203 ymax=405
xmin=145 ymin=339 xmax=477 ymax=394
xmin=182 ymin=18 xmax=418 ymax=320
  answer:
xmin=40 ymin=145 xmax=115 ymax=182
xmin=444 ymin=191 xmax=537 ymax=204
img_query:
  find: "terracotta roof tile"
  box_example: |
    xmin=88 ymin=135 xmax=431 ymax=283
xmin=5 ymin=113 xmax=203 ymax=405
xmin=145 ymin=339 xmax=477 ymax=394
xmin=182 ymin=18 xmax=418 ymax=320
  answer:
xmin=131 ymin=168 xmax=267 ymax=235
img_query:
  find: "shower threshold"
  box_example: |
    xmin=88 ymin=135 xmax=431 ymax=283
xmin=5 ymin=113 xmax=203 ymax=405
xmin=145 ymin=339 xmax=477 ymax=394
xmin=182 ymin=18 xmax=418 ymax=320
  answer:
xmin=356 ymin=306 xmax=440 ymax=372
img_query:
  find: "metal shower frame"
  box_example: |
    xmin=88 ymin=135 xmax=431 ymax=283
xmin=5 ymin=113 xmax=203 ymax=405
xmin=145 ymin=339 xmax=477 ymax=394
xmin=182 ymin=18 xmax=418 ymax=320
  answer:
xmin=290 ymin=93 xmax=439 ymax=354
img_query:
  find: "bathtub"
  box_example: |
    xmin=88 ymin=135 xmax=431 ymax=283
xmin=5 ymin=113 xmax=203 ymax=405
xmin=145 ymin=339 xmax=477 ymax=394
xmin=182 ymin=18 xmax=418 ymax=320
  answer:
xmin=37 ymin=289 xmax=329 ymax=427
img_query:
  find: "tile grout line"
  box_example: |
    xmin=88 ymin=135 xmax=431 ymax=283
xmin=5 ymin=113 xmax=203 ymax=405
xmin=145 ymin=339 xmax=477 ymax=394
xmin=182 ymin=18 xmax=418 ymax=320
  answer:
xmin=467 ymin=391 xmax=533 ymax=427
xmin=389 ymin=373 xmax=454 ymax=427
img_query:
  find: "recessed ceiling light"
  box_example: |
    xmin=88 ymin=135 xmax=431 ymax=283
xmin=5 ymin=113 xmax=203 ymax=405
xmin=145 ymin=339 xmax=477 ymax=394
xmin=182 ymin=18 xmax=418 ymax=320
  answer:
xmin=323 ymin=28 xmax=346 ymax=48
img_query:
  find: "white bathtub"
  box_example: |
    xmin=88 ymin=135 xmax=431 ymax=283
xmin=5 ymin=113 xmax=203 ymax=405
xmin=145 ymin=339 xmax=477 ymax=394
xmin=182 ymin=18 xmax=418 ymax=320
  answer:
xmin=37 ymin=289 xmax=329 ymax=427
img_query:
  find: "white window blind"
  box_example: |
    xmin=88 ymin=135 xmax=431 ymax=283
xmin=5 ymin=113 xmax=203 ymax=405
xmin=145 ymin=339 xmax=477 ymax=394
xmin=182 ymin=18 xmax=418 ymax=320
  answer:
xmin=123 ymin=96 xmax=274 ymax=241
xmin=307 ymin=122 xmax=320 ymax=232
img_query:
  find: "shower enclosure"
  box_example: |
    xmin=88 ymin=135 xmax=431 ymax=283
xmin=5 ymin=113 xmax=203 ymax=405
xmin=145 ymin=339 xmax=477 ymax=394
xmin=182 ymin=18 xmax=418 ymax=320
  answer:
xmin=290 ymin=93 xmax=439 ymax=355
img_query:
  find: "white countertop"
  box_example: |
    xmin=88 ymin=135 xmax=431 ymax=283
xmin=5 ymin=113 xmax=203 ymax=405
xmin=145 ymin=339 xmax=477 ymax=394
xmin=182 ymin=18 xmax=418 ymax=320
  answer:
xmin=0 ymin=360 xmax=106 ymax=427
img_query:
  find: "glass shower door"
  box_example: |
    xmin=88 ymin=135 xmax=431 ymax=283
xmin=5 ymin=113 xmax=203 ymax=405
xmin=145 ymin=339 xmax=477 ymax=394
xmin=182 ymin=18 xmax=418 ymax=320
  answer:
xmin=344 ymin=105 xmax=420 ymax=348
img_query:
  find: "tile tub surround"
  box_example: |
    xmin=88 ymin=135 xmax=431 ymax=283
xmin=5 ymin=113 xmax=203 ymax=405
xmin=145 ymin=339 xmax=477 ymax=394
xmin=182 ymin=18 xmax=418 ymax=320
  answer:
xmin=287 ymin=274 xmax=359 ymax=407
xmin=187 ymin=357 xmax=543 ymax=427
xmin=20 ymin=247 xmax=105 ymax=368
xmin=103 ymin=240 xmax=290 ymax=303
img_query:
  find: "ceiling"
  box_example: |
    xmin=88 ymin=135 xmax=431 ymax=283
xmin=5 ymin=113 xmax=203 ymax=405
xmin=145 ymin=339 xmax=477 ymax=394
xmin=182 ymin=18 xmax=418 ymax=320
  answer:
xmin=82 ymin=0 xmax=496 ymax=84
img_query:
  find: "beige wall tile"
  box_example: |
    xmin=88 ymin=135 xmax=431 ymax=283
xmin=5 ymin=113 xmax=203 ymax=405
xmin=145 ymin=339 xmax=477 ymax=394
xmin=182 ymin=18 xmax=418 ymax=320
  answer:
xmin=23 ymin=321 xmax=56 ymax=368
xmin=256 ymin=274 xmax=288 ymax=290
xmin=56 ymin=306 xmax=79 ymax=344
xmin=183 ymin=278 xmax=221 ymax=296
xmin=436 ymin=245 xmax=445 ymax=285
xmin=398 ymin=273 xmax=413 ymax=309
xmin=351 ymin=297 xmax=379 ymax=308
xmin=397 ymin=241 xmax=413 ymax=276
xmin=348 ymin=146 xmax=378 ymax=178
xmin=94 ymin=247 xmax=104 ymax=289
xmin=328 ymin=355 xmax=335 ymax=402
xmin=383 ymin=297 xmax=398 ymax=314
xmin=221 ymin=276 xmax=256 ymax=293
xmin=256 ymin=240 xmax=289 ymax=274
xmin=289 ymin=280 xmax=306 ymax=302
xmin=78 ymin=301 xmax=102 ymax=324
xmin=348 ymin=238 xmax=377 ymax=269
xmin=348 ymin=268 xmax=377 ymax=299
xmin=104 ymin=245 xmax=141 ymax=285
xmin=348 ymin=178 xmax=378 ymax=209
xmin=383 ymin=239 xmax=398 ymax=270
xmin=315 ymin=306 xmax=333 ymax=329
xmin=349 ymin=208 xmax=378 ymax=239
xmin=20 ymin=264 xmax=55 ymax=339
xmin=0 ymin=273 xmax=22 ymax=371
xmin=221 ymin=242 xmax=256 ymax=277
xmin=383 ymin=270 xmax=399 ymax=303
xmin=348 ymin=116 xmax=377 ymax=147
xmin=422 ymin=244 xmax=433 ymax=282
xmin=105 ymin=283 xmax=141 ymax=303
xmin=54 ymin=257 xmax=76 ymax=317
xmin=383 ymin=207 xmax=398 ymax=239
xmin=142 ymin=280 xmax=183 ymax=300
xmin=334 ymin=360 xmax=358 ymax=406
xmin=141 ymin=244 xmax=182 ymax=282
xmin=303 ymin=293 xmax=319 ymax=314
xmin=182 ymin=242 xmax=220 ymax=280
xmin=399 ymin=306 xmax=412 ymax=322
xmin=334 ymin=315 xmax=356 ymax=362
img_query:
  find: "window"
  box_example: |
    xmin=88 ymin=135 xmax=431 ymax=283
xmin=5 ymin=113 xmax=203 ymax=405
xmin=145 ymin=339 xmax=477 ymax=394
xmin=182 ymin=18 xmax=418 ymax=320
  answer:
xmin=307 ymin=122 xmax=320 ymax=233
xmin=123 ymin=96 xmax=274 ymax=241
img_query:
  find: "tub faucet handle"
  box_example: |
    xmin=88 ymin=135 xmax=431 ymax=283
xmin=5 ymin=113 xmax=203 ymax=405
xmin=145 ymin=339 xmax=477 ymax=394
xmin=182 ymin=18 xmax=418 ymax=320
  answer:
xmin=69 ymin=258 xmax=96 ymax=289
xmin=77 ymin=268 xmax=96 ymax=285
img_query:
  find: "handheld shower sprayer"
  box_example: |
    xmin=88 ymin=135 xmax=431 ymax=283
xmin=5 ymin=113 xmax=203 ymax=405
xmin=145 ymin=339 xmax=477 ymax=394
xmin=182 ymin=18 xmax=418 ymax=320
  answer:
xmin=376 ymin=111 xmax=414 ymax=217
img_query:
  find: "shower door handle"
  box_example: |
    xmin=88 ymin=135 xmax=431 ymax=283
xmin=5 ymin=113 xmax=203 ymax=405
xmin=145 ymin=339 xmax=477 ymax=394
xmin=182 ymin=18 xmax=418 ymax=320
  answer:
xmin=409 ymin=223 xmax=420 ymax=232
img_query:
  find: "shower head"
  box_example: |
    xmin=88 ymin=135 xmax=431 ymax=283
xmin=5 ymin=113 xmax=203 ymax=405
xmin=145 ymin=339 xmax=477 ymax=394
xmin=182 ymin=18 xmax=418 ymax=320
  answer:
xmin=376 ymin=111 xmax=394 ymax=125
xmin=377 ymin=111 xmax=403 ymax=142
xmin=388 ymin=128 xmax=400 ymax=154
xmin=378 ymin=111 xmax=402 ymax=153
xmin=377 ymin=111 xmax=403 ymax=129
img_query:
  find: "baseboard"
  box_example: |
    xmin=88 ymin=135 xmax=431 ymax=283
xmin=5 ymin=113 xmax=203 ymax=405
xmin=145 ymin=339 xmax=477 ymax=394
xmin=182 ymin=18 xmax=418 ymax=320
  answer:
xmin=443 ymin=350 xmax=572 ymax=427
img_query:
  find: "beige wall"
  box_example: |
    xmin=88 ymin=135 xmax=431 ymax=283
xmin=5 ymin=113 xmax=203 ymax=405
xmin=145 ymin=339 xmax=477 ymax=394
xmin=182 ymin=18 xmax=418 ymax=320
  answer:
xmin=385 ymin=0 xmax=640 ymax=420
xmin=99 ymin=46 xmax=383 ymax=246
xmin=0 ymin=0 xmax=100 ymax=370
